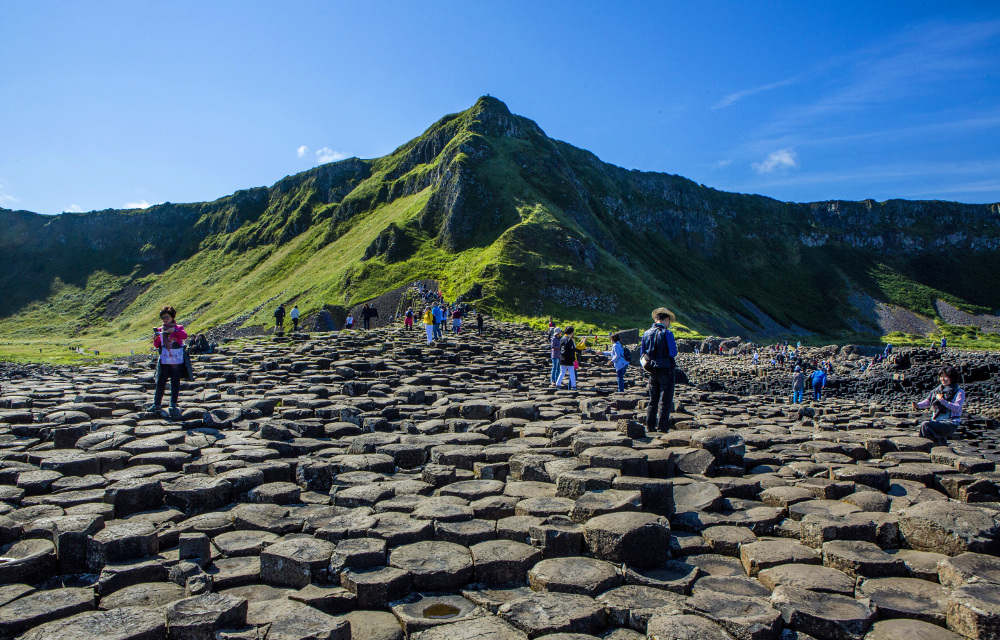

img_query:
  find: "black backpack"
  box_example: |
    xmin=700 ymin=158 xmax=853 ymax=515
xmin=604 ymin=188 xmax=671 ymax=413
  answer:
xmin=561 ymin=336 xmax=575 ymax=360
xmin=621 ymin=345 xmax=633 ymax=363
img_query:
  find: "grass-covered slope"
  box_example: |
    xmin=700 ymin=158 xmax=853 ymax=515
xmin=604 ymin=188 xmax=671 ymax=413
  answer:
xmin=1 ymin=96 xmax=999 ymax=360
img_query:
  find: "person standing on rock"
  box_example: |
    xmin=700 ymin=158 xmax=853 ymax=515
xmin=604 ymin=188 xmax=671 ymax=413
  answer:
xmin=809 ymin=367 xmax=827 ymax=400
xmin=549 ymin=327 xmax=563 ymax=386
xmin=791 ymin=365 xmax=805 ymax=404
xmin=422 ymin=307 xmax=435 ymax=344
xmin=344 ymin=313 xmax=354 ymax=330
xmin=405 ymin=307 xmax=414 ymax=331
xmin=361 ymin=303 xmax=372 ymax=330
xmin=273 ymin=304 xmax=286 ymax=333
xmin=640 ymin=308 xmax=678 ymax=433
xmin=913 ymin=365 xmax=965 ymax=446
xmin=556 ymin=327 xmax=579 ymax=390
xmin=432 ymin=303 xmax=444 ymax=341
xmin=290 ymin=305 xmax=300 ymax=332
xmin=601 ymin=333 xmax=628 ymax=393
xmin=452 ymin=306 xmax=463 ymax=334
xmin=477 ymin=312 xmax=484 ymax=336
xmin=149 ymin=305 xmax=188 ymax=417
xmin=941 ymin=336 xmax=947 ymax=352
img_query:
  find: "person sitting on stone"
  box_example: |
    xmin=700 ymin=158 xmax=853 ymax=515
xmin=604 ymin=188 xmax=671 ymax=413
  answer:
xmin=912 ymin=365 xmax=965 ymax=446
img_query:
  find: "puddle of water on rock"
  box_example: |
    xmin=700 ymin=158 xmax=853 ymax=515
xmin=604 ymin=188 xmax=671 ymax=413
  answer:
xmin=423 ymin=603 xmax=461 ymax=619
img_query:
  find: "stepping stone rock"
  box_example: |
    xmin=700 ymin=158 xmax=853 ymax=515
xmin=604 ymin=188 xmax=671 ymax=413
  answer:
xmin=899 ymin=501 xmax=1000 ymax=556
xmin=757 ymin=563 xmax=856 ymax=596
xmin=856 ymin=577 xmax=950 ymax=626
xmin=261 ymin=537 xmax=336 ymax=588
xmin=98 ymin=581 xmax=185 ymax=610
xmin=87 ymin=521 xmax=158 ymax=570
xmin=411 ymin=614 xmax=527 ymax=640
xmin=740 ymin=540 xmax=820 ymax=577
xmin=528 ymin=557 xmax=621 ymax=597
xmin=692 ymin=575 xmax=771 ymax=599
xmin=582 ymin=512 xmax=671 ymax=568
xmin=596 ymin=585 xmax=685 ymax=631
xmin=645 ymin=614 xmax=737 ymax=640
xmin=568 ymin=490 xmax=641 ymax=523
xmin=163 ymin=476 xmax=232 ymax=515
xmin=470 ymin=540 xmax=541 ymax=584
xmin=165 ymin=593 xmax=248 ymax=640
xmin=865 ymin=618 xmax=964 ymax=640
xmin=212 ymin=530 xmax=281 ymax=557
xmin=498 ymin=591 xmax=606 ymax=638
xmin=267 ymin=606 xmax=351 ymax=640
xmin=623 ymin=560 xmax=700 ymax=595
xmin=770 ymin=585 xmax=875 ymax=640
xmin=19 ymin=608 xmax=164 ymax=640
xmin=822 ymin=540 xmax=907 ymax=578
xmin=0 ymin=538 xmax=57 ymax=584
xmin=684 ymin=591 xmax=782 ymax=640
xmin=0 ymin=587 xmax=95 ymax=639
xmin=947 ymin=582 xmax=1000 ymax=640
xmin=702 ymin=525 xmax=757 ymax=557
xmin=389 ymin=540 xmax=474 ymax=591
xmin=340 ymin=566 xmax=411 ymax=609
xmin=939 ymin=551 xmax=1000 ymax=588
xmin=390 ymin=594 xmax=483 ymax=636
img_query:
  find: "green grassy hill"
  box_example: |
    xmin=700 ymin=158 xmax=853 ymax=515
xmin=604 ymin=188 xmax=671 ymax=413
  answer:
xmin=2 ymin=96 xmax=999 ymax=359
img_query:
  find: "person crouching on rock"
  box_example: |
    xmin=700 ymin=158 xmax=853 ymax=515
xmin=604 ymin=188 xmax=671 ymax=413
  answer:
xmin=149 ymin=305 xmax=187 ymax=417
xmin=640 ymin=307 xmax=678 ymax=433
xmin=913 ymin=365 xmax=965 ymax=446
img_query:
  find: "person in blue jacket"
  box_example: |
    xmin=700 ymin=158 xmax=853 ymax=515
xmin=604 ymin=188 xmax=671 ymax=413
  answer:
xmin=810 ymin=367 xmax=827 ymax=400
xmin=601 ymin=333 xmax=629 ymax=393
xmin=639 ymin=307 xmax=678 ymax=433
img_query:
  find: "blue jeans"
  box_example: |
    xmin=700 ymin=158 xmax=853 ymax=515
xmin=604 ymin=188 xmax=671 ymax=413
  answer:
xmin=615 ymin=367 xmax=626 ymax=392
xmin=793 ymin=389 xmax=803 ymax=403
xmin=550 ymin=357 xmax=561 ymax=383
xmin=556 ymin=365 xmax=576 ymax=389
xmin=433 ymin=322 xmax=442 ymax=340
xmin=813 ymin=384 xmax=823 ymax=400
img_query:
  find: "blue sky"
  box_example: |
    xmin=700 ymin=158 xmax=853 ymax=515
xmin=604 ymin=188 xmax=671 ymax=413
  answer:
xmin=2 ymin=1 xmax=998 ymax=215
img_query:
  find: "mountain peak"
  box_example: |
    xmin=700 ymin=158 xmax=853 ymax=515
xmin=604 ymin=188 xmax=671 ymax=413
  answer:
xmin=466 ymin=95 xmax=541 ymax=140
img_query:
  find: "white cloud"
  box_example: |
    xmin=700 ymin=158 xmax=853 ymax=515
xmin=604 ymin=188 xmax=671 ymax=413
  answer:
xmin=753 ymin=148 xmax=799 ymax=174
xmin=315 ymin=147 xmax=346 ymax=163
xmin=714 ymin=159 xmax=733 ymax=169
xmin=713 ymin=78 xmax=797 ymax=110
xmin=297 ymin=145 xmax=309 ymax=159
xmin=123 ymin=200 xmax=151 ymax=209
xmin=0 ymin=178 xmax=18 ymax=206
xmin=64 ymin=204 xmax=83 ymax=212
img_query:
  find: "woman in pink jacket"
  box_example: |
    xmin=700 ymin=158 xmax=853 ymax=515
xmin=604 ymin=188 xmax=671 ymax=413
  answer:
xmin=148 ymin=305 xmax=188 ymax=415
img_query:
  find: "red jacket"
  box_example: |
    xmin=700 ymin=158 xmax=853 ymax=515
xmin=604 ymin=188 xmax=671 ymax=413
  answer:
xmin=154 ymin=323 xmax=188 ymax=349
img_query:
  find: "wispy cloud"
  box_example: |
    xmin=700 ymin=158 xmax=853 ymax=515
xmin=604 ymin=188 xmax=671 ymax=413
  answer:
xmin=713 ymin=77 xmax=797 ymax=110
xmin=315 ymin=147 xmax=346 ymax=163
xmin=297 ymin=145 xmax=309 ymax=159
xmin=123 ymin=200 xmax=151 ymax=209
xmin=64 ymin=204 xmax=83 ymax=213
xmin=752 ymin=148 xmax=798 ymax=174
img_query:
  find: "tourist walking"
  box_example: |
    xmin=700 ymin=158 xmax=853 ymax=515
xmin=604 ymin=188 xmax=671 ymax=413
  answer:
xmin=404 ymin=307 xmax=414 ymax=331
xmin=452 ymin=307 xmax=463 ymax=334
xmin=791 ymin=365 xmax=804 ymax=404
xmin=549 ymin=327 xmax=563 ymax=386
xmin=809 ymin=367 xmax=827 ymax=400
xmin=273 ymin=304 xmax=286 ymax=333
xmin=149 ymin=305 xmax=188 ymax=417
xmin=476 ymin=312 xmax=484 ymax=336
xmin=422 ymin=307 xmax=435 ymax=344
xmin=913 ymin=365 xmax=965 ymax=445
xmin=432 ymin=303 xmax=444 ymax=340
xmin=344 ymin=313 xmax=354 ymax=330
xmin=556 ymin=327 xmax=579 ymax=390
xmin=290 ymin=305 xmax=300 ymax=332
xmin=640 ymin=307 xmax=678 ymax=433
xmin=361 ymin=303 xmax=372 ymax=330
xmin=601 ymin=333 xmax=628 ymax=393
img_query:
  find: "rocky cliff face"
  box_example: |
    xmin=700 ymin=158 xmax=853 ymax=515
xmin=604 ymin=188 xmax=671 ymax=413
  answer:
xmin=1 ymin=96 xmax=998 ymax=339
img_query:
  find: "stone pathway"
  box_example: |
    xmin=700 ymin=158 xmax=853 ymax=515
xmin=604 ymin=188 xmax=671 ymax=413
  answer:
xmin=0 ymin=322 xmax=999 ymax=639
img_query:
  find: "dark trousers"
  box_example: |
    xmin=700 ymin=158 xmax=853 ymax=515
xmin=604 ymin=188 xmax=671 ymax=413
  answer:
xmin=292 ymin=318 xmax=299 ymax=331
xmin=615 ymin=368 xmax=626 ymax=393
xmin=154 ymin=363 xmax=183 ymax=407
xmin=363 ymin=317 xmax=370 ymax=330
xmin=478 ymin=324 xmax=483 ymax=335
xmin=813 ymin=384 xmax=823 ymax=400
xmin=646 ymin=369 xmax=675 ymax=432
xmin=920 ymin=419 xmax=958 ymax=445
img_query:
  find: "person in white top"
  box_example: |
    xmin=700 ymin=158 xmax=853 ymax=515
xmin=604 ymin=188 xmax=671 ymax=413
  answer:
xmin=290 ymin=305 xmax=300 ymax=332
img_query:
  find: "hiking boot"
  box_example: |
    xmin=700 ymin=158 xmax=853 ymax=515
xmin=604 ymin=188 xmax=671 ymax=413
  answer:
xmin=146 ymin=403 xmax=162 ymax=413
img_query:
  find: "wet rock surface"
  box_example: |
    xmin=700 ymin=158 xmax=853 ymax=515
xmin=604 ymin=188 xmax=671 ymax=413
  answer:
xmin=1 ymin=325 xmax=999 ymax=639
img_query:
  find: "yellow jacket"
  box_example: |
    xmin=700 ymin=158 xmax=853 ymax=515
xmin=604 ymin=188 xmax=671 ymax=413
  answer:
xmin=423 ymin=310 xmax=434 ymax=324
